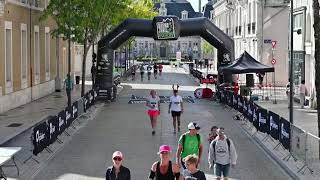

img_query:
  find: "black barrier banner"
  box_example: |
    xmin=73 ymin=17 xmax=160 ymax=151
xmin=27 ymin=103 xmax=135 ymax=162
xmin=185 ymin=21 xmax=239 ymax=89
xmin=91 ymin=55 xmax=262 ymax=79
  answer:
xmin=33 ymin=121 xmax=48 ymax=155
xmin=269 ymin=111 xmax=280 ymax=140
xmin=243 ymin=98 xmax=248 ymax=118
xmin=84 ymin=92 xmax=89 ymax=111
xmin=247 ymin=101 xmax=253 ymax=122
xmin=47 ymin=115 xmax=59 ymax=144
xmin=227 ymin=91 xmax=232 ymax=106
xmin=65 ymin=106 xmax=73 ymax=128
xmin=252 ymin=103 xmax=259 ymax=128
xmin=258 ymin=108 xmax=268 ymax=133
xmin=232 ymin=94 xmax=238 ymax=109
xmin=280 ymin=117 xmax=291 ymax=150
xmin=237 ymin=95 xmax=243 ymax=113
xmin=72 ymin=101 xmax=78 ymax=120
xmin=57 ymin=110 xmax=66 ymax=135
xmin=220 ymin=90 xmax=225 ymax=103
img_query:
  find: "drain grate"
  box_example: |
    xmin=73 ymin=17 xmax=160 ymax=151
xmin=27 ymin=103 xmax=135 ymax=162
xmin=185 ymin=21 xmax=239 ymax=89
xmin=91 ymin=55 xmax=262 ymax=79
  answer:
xmin=7 ymin=123 xmax=23 ymax=127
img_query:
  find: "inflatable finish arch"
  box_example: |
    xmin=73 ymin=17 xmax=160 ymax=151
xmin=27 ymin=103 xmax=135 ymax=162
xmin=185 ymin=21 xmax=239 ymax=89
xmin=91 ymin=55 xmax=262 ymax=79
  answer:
xmin=96 ymin=16 xmax=234 ymax=90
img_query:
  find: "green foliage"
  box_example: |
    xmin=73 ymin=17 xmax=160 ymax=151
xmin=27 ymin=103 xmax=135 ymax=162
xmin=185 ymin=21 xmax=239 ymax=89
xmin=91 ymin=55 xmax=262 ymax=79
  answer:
xmin=202 ymin=41 xmax=215 ymax=55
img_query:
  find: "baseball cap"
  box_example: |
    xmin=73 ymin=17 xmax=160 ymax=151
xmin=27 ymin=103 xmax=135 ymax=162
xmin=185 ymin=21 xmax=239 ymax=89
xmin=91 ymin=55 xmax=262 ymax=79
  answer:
xmin=112 ymin=151 xmax=123 ymax=158
xmin=188 ymin=122 xmax=200 ymax=130
xmin=158 ymin=145 xmax=171 ymax=154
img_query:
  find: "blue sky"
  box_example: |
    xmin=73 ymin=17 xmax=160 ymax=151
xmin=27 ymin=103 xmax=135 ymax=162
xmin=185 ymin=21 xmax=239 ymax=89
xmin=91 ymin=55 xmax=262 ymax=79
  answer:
xmin=189 ymin=0 xmax=209 ymax=12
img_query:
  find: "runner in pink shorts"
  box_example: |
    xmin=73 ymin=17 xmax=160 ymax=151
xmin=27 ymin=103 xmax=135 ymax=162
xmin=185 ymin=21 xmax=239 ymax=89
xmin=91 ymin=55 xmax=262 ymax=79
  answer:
xmin=146 ymin=90 xmax=161 ymax=135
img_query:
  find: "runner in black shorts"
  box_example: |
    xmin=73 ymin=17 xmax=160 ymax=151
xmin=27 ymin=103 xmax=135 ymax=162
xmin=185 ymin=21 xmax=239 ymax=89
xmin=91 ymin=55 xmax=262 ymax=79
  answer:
xmin=168 ymin=85 xmax=183 ymax=134
xmin=140 ymin=65 xmax=145 ymax=82
xmin=147 ymin=64 xmax=152 ymax=81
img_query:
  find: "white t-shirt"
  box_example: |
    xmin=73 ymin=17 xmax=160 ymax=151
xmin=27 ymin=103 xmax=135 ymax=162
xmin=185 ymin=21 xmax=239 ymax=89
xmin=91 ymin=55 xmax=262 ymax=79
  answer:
xmin=147 ymin=96 xmax=160 ymax=110
xmin=170 ymin=95 xmax=183 ymax=112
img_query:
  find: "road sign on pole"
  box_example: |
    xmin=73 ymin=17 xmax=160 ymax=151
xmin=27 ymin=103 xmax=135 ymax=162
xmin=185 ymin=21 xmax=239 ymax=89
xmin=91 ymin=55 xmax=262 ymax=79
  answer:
xmin=271 ymin=41 xmax=277 ymax=49
xmin=271 ymin=58 xmax=276 ymax=65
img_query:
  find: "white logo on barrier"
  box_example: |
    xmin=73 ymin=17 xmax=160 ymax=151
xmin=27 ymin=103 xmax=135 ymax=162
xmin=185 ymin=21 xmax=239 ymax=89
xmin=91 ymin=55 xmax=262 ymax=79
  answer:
xmin=66 ymin=110 xmax=71 ymax=122
xmin=156 ymin=18 xmax=176 ymax=39
xmin=36 ymin=130 xmax=45 ymax=143
xmin=84 ymin=98 xmax=88 ymax=109
xmin=281 ymin=123 xmax=289 ymax=139
xmin=253 ymin=108 xmax=257 ymax=121
xmin=50 ymin=123 xmax=55 ymax=137
xmin=59 ymin=116 xmax=64 ymax=130
xmin=223 ymin=53 xmax=231 ymax=63
xmin=259 ymin=112 xmax=266 ymax=126
xmin=89 ymin=94 xmax=93 ymax=103
xmin=270 ymin=116 xmax=278 ymax=131
xmin=73 ymin=105 xmax=78 ymax=118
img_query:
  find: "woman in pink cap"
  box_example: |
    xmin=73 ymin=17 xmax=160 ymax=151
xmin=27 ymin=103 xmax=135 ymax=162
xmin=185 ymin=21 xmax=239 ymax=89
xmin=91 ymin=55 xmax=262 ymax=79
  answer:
xmin=106 ymin=151 xmax=131 ymax=180
xmin=149 ymin=145 xmax=181 ymax=180
xmin=146 ymin=90 xmax=161 ymax=135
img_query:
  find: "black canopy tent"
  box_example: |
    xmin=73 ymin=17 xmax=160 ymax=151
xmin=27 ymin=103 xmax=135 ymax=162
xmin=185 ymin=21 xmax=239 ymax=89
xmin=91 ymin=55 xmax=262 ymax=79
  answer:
xmin=218 ymin=51 xmax=274 ymax=74
xmin=218 ymin=51 xmax=277 ymax=102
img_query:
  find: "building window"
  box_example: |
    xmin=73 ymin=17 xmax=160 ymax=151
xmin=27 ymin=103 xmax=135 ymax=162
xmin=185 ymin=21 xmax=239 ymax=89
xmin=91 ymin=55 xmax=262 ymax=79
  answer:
xmin=45 ymin=27 xmax=50 ymax=81
xmin=210 ymin=11 xmax=214 ymax=20
xmin=5 ymin=21 xmax=13 ymax=94
xmin=34 ymin=25 xmax=40 ymax=84
xmin=181 ymin=11 xmax=188 ymax=19
xmin=247 ymin=23 xmax=251 ymax=35
xmin=252 ymin=22 xmax=256 ymax=34
xmin=294 ymin=13 xmax=303 ymax=30
xmin=21 ymin=23 xmax=28 ymax=89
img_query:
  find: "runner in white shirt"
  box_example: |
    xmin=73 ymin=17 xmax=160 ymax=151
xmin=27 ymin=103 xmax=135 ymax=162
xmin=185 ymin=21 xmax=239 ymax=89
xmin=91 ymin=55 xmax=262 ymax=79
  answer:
xmin=146 ymin=90 xmax=161 ymax=135
xmin=168 ymin=88 xmax=183 ymax=134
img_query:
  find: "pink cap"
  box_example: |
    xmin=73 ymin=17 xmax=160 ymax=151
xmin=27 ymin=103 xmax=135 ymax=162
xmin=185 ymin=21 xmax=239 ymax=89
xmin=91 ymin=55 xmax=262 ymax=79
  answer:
xmin=158 ymin=145 xmax=171 ymax=154
xmin=112 ymin=151 xmax=123 ymax=158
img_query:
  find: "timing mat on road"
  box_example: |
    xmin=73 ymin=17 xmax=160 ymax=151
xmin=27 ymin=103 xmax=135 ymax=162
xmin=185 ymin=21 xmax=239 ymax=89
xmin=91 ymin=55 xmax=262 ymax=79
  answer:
xmin=128 ymin=95 xmax=195 ymax=104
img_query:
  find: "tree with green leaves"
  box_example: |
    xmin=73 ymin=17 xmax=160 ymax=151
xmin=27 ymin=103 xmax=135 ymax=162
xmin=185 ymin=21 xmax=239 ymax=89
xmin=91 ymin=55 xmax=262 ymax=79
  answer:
xmin=312 ymin=0 xmax=320 ymax=140
xmin=42 ymin=0 xmax=157 ymax=97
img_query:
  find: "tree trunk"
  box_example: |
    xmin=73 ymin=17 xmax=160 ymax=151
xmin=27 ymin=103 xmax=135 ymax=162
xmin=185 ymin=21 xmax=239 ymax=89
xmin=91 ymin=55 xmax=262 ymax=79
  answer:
xmin=81 ymin=29 xmax=90 ymax=97
xmin=312 ymin=0 xmax=320 ymax=158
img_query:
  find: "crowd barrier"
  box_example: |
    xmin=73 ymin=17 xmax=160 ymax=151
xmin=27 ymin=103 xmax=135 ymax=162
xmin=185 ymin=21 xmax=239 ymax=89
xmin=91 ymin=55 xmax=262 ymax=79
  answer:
xmin=217 ymin=90 xmax=320 ymax=175
xmin=32 ymin=89 xmax=98 ymax=156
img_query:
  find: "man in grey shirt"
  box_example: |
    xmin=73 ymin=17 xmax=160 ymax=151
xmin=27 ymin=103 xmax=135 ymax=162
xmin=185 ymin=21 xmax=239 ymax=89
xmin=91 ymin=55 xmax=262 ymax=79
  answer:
xmin=208 ymin=127 xmax=237 ymax=180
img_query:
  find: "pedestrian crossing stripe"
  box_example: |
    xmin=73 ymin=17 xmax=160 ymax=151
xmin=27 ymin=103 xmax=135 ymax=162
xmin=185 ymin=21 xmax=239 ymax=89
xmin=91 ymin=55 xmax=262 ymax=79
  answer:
xmin=128 ymin=95 xmax=195 ymax=104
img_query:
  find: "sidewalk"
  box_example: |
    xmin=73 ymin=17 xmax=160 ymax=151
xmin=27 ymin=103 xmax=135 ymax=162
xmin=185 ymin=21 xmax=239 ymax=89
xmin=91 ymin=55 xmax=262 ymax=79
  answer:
xmin=256 ymin=100 xmax=318 ymax=136
xmin=0 ymin=85 xmax=91 ymax=146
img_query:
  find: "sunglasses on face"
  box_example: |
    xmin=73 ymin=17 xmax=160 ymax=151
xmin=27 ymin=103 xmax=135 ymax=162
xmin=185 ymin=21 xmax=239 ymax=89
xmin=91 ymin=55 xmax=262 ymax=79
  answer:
xmin=113 ymin=157 xmax=122 ymax=161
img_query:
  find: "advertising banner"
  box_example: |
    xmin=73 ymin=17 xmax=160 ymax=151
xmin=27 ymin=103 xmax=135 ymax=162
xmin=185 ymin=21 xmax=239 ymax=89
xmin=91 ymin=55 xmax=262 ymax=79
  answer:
xmin=57 ymin=110 xmax=66 ymax=135
xmin=291 ymin=125 xmax=307 ymax=161
xmin=232 ymin=94 xmax=238 ymax=109
xmin=32 ymin=121 xmax=48 ymax=155
xmin=72 ymin=101 xmax=79 ymax=120
xmin=258 ymin=108 xmax=268 ymax=133
xmin=268 ymin=111 xmax=280 ymax=140
xmin=247 ymin=101 xmax=253 ymax=123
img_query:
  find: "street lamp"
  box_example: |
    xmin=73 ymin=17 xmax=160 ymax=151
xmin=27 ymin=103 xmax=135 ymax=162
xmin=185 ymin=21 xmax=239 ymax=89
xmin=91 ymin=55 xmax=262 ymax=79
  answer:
xmin=289 ymin=0 xmax=294 ymax=124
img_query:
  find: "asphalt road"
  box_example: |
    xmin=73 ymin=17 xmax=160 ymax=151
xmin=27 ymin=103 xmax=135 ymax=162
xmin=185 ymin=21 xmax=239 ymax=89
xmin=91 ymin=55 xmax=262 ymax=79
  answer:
xmin=33 ymin=66 xmax=292 ymax=180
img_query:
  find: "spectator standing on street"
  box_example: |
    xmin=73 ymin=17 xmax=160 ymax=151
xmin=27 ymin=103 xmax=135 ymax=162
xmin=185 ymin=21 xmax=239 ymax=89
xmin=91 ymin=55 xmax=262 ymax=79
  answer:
xmin=176 ymin=122 xmax=203 ymax=169
xmin=106 ymin=151 xmax=131 ymax=180
xmin=131 ymin=65 xmax=136 ymax=81
xmin=159 ymin=64 xmax=163 ymax=76
xmin=147 ymin=63 xmax=152 ymax=81
xmin=154 ymin=63 xmax=158 ymax=79
xmin=146 ymin=90 xmax=161 ymax=135
xmin=149 ymin=145 xmax=181 ymax=180
xmin=140 ymin=65 xmax=145 ymax=82
xmin=299 ymin=80 xmax=308 ymax=109
xmin=208 ymin=128 xmax=237 ymax=180
xmin=91 ymin=62 xmax=97 ymax=87
xmin=169 ymin=85 xmax=183 ymax=133
xmin=182 ymin=154 xmax=206 ymax=180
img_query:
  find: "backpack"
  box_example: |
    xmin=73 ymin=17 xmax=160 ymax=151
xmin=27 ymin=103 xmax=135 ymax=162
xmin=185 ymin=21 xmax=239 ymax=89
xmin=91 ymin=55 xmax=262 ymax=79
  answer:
xmin=212 ymin=138 xmax=231 ymax=159
xmin=182 ymin=133 xmax=201 ymax=152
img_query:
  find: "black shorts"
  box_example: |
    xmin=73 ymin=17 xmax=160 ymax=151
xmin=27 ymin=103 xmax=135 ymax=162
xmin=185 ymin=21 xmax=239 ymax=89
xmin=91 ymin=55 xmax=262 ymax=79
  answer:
xmin=147 ymin=72 xmax=152 ymax=75
xmin=171 ymin=111 xmax=181 ymax=117
xmin=154 ymin=70 xmax=158 ymax=74
xmin=140 ymin=72 xmax=144 ymax=75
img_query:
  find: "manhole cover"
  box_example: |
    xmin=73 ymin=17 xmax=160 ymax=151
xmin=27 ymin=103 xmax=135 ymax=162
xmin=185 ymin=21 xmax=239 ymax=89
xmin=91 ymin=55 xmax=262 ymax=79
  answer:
xmin=7 ymin=123 xmax=23 ymax=127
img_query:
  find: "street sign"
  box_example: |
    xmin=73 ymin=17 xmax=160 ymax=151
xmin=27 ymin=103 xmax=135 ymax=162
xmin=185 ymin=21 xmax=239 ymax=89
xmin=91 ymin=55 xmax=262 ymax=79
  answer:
xmin=271 ymin=41 xmax=277 ymax=48
xmin=264 ymin=39 xmax=272 ymax=44
xmin=271 ymin=59 xmax=276 ymax=65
